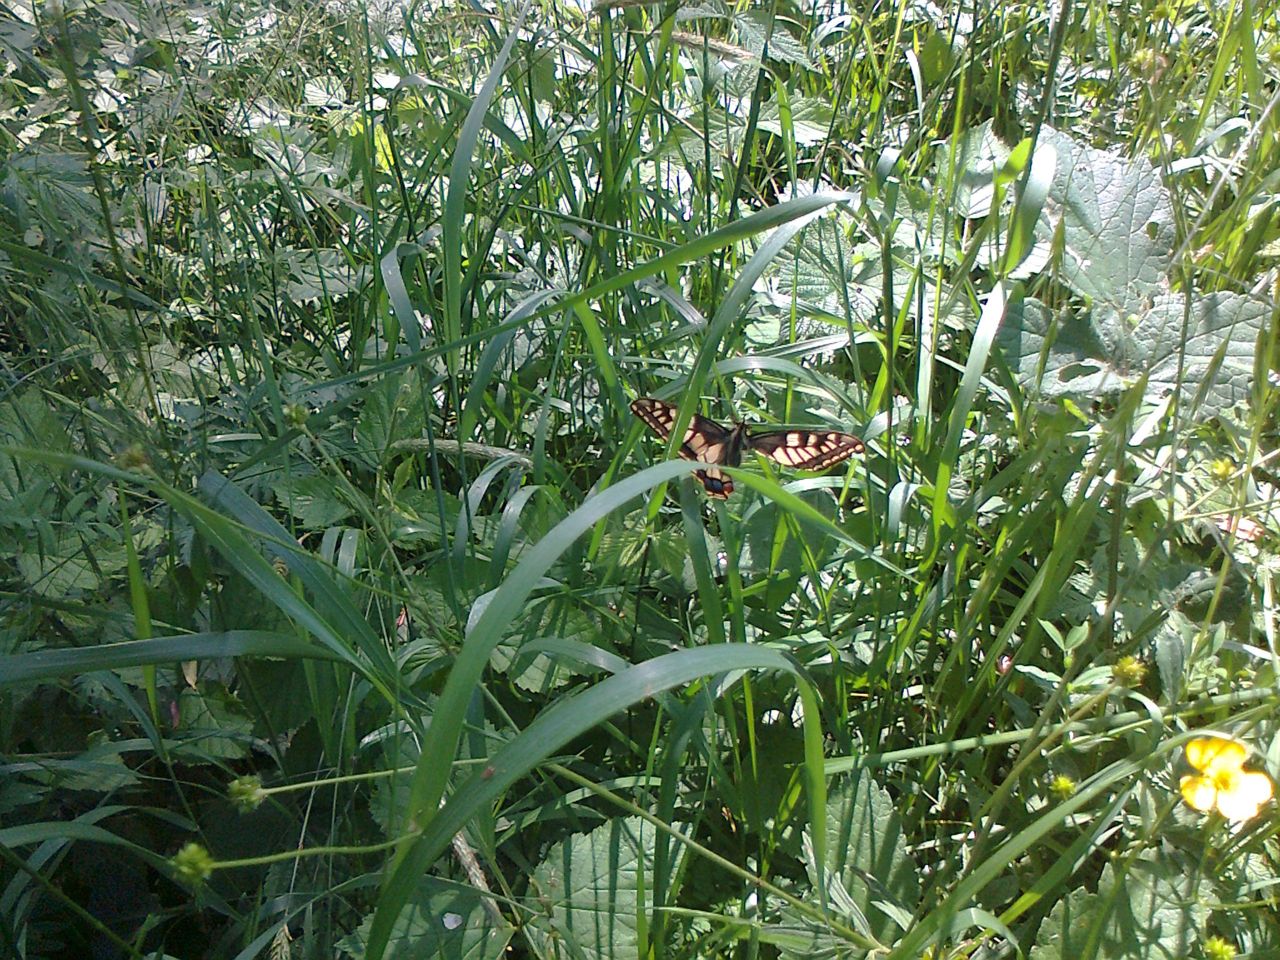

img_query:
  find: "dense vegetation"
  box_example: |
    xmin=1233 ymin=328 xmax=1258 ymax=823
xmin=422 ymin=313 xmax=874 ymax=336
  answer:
xmin=2 ymin=0 xmax=1278 ymax=956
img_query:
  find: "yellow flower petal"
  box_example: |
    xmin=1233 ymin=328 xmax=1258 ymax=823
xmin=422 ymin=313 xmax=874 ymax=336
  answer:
xmin=1186 ymin=737 xmax=1246 ymax=775
xmin=1215 ymin=777 xmax=1269 ymax=822
xmin=1215 ymin=769 xmax=1274 ymax=823
xmin=1180 ymin=774 xmax=1218 ymax=812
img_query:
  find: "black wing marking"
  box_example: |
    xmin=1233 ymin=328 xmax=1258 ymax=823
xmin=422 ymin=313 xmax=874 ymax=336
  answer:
xmin=747 ymin=429 xmax=865 ymax=471
xmin=631 ymin=397 xmax=736 ymax=498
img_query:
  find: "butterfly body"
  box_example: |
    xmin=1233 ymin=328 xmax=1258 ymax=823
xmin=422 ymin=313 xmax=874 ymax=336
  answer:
xmin=631 ymin=397 xmax=863 ymax=498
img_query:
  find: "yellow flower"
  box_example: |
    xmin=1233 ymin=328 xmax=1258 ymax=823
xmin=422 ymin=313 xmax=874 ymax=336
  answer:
xmin=1179 ymin=737 xmax=1273 ymax=822
xmin=1048 ymin=774 xmax=1077 ymax=800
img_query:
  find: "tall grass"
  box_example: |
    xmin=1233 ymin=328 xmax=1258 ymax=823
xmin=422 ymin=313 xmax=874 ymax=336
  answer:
xmin=1 ymin=0 xmax=1277 ymax=957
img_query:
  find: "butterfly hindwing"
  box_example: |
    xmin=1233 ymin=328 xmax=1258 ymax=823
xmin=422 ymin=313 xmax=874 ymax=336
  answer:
xmin=748 ymin=429 xmax=865 ymax=471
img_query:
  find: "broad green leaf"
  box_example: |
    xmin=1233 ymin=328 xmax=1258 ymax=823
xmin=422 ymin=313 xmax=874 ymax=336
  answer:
xmin=996 ymin=298 xmax=1126 ymax=399
xmin=735 ymin=11 xmax=813 ymax=68
xmin=1036 ymin=126 xmax=1175 ymax=316
xmin=272 ymin=474 xmax=356 ymax=528
xmin=525 ymin=816 xmax=683 ymax=960
xmin=1029 ymin=850 xmax=1205 ymax=960
xmin=811 ymin=772 xmax=916 ymax=944
xmin=339 ymin=878 xmax=514 ymax=960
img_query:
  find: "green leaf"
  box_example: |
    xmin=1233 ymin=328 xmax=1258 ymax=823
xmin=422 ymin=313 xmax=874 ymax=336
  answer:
xmin=526 ymin=816 xmax=682 ymax=960
xmin=272 ymin=474 xmax=357 ymax=528
xmin=175 ymin=686 xmax=253 ymax=760
xmin=1029 ymin=850 xmax=1206 ymax=960
xmin=1035 ymin=126 xmax=1175 ymax=316
xmin=735 ymin=11 xmax=813 ymax=68
xmin=814 ymin=772 xmax=916 ymax=942
xmin=996 ymin=298 xmax=1126 ymax=399
xmin=339 ymin=878 xmax=514 ymax=960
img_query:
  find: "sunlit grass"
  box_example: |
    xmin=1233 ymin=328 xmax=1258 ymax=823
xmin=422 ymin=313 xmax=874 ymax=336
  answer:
xmin=1 ymin=0 xmax=1278 ymax=957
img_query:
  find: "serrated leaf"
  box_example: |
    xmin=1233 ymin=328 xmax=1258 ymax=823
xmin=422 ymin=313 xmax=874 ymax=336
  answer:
xmin=1029 ymin=851 xmax=1205 ymax=960
xmin=811 ymin=772 xmax=916 ymax=942
xmin=735 ymin=11 xmax=813 ymax=68
xmin=272 ymin=474 xmax=356 ymax=528
xmin=762 ymin=915 xmax=855 ymax=959
xmin=767 ymin=212 xmax=899 ymax=323
xmin=526 ymin=816 xmax=684 ymax=960
xmin=942 ymin=121 xmax=1011 ymax=219
xmin=1151 ymin=613 xmax=1188 ymax=703
xmin=758 ymin=98 xmax=834 ymax=146
xmin=174 ymin=687 xmax=253 ymax=760
xmin=490 ymin=602 xmax=606 ymax=692
xmin=304 ymin=76 xmax=347 ymax=108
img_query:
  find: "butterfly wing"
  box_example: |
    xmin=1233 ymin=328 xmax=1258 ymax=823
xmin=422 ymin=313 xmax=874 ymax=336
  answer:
xmin=748 ymin=429 xmax=865 ymax=471
xmin=631 ymin=397 xmax=738 ymax=498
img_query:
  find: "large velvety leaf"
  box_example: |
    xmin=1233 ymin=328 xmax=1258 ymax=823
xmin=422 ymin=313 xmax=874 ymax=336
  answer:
xmin=999 ymin=292 xmax=1267 ymax=415
xmin=339 ymin=877 xmax=513 ymax=960
xmin=996 ymin=298 xmax=1127 ymax=399
xmin=526 ymin=816 xmax=684 ymax=960
xmin=1030 ymin=849 xmax=1206 ymax=960
xmin=1099 ymin=291 xmax=1268 ymax=416
xmin=1036 ymin=126 xmax=1175 ymax=315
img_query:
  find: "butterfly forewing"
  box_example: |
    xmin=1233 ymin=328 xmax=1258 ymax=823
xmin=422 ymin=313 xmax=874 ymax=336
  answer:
xmin=631 ymin=397 xmax=739 ymax=497
xmin=748 ymin=429 xmax=865 ymax=471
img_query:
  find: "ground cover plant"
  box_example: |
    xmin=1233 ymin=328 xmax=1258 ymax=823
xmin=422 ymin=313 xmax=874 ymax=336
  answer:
xmin=2 ymin=0 xmax=1279 ymax=956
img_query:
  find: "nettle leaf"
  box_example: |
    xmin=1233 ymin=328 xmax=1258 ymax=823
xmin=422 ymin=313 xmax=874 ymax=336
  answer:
xmin=490 ymin=601 xmax=608 ymax=693
xmin=675 ymin=0 xmax=728 ymax=22
xmin=767 ymin=211 xmax=903 ymax=324
xmin=303 ymin=75 xmax=347 ymax=109
xmin=354 ymin=373 xmax=428 ymax=467
xmin=339 ymin=877 xmax=514 ymax=960
xmin=174 ymin=687 xmax=254 ymax=761
xmin=757 ymin=98 xmax=834 ymax=146
xmin=734 ymin=12 xmax=813 ymax=68
xmin=2 ymin=146 xmax=100 ymax=239
xmin=526 ymin=816 xmax=684 ymax=960
xmin=1036 ymin=125 xmax=1175 ymax=315
xmin=740 ymin=489 xmax=840 ymax=609
xmin=272 ymin=473 xmax=356 ymax=528
xmin=15 ymin=529 xmax=126 ymax=597
xmin=759 ymin=917 xmax=851 ymax=959
xmin=809 ymin=771 xmax=916 ymax=944
xmin=944 ymin=121 xmax=1011 ymax=219
xmin=280 ymin=247 xmax=367 ymax=303
xmin=1029 ymin=850 xmax=1205 ymax=960
xmin=0 ymin=391 xmax=67 ymax=527
xmin=44 ymin=746 xmax=139 ymax=793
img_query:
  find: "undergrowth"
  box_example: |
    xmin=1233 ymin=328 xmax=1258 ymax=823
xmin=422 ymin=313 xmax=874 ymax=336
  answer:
xmin=1 ymin=0 xmax=1279 ymax=957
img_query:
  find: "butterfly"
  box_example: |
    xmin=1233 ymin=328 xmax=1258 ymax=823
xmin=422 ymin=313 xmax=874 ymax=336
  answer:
xmin=631 ymin=396 xmax=864 ymax=498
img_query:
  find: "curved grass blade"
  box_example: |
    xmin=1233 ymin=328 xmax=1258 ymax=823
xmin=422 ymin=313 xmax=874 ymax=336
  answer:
xmin=0 ymin=631 xmax=334 ymax=688
xmin=369 ymin=644 xmax=829 ymax=960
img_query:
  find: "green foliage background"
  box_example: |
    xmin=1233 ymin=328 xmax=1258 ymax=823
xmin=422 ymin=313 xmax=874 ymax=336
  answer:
xmin=1 ymin=0 xmax=1278 ymax=957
